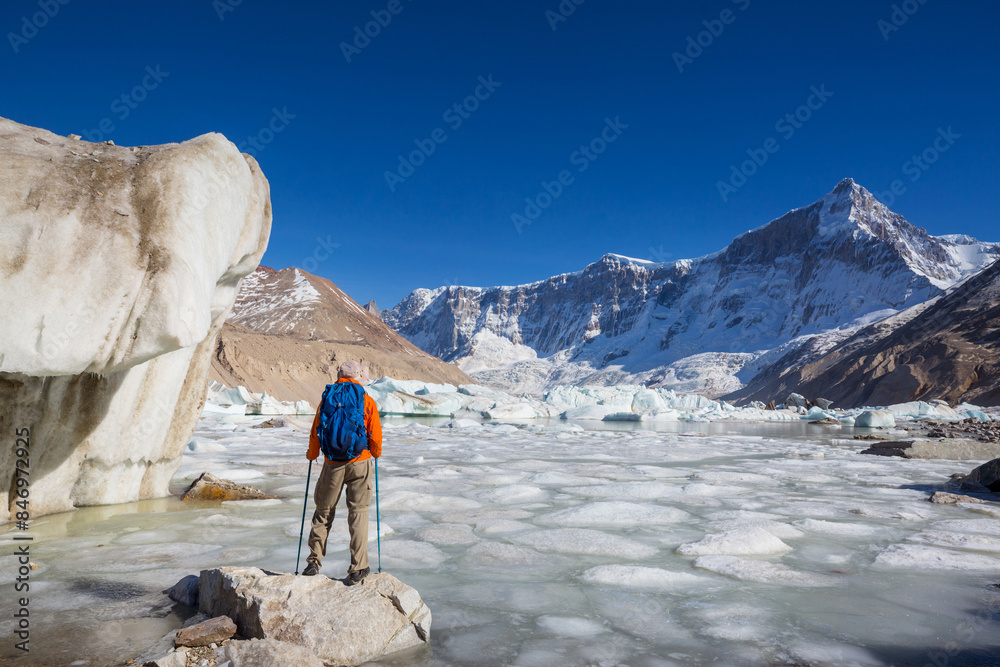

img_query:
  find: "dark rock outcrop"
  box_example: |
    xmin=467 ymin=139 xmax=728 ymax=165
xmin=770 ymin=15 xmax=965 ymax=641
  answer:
xmin=210 ymin=266 xmax=471 ymax=403
xmin=729 ymin=259 xmax=1000 ymax=408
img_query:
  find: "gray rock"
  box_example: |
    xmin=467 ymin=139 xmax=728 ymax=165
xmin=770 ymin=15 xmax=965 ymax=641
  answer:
xmin=182 ymin=472 xmax=277 ymax=502
xmin=200 ymin=567 xmax=431 ymax=666
xmin=224 ymin=638 xmax=324 ymax=667
xmin=252 ymin=418 xmax=287 ymax=429
xmin=929 ymin=491 xmax=985 ymax=505
xmin=142 ymin=649 xmax=187 ymax=667
xmin=175 ymin=615 xmax=237 ymax=648
xmin=860 ymin=440 xmax=914 ymax=457
xmin=962 ymin=458 xmax=1000 ymax=492
xmin=133 ymin=613 xmax=208 ymax=665
xmin=166 ymin=574 xmax=200 ymax=607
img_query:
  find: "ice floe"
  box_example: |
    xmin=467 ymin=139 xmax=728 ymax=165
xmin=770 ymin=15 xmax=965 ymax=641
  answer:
xmin=543 ymin=502 xmax=689 ymax=527
xmin=513 ymin=528 xmax=658 ymax=558
xmin=579 ymin=564 xmax=705 ymax=591
xmin=874 ymin=544 xmax=1000 ymax=570
xmin=693 ymin=555 xmax=837 ymax=586
xmin=676 ymin=526 xmax=794 ymax=556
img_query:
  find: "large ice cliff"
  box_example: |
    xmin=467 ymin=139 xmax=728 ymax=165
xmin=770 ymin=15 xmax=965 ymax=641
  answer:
xmin=0 ymin=116 xmax=271 ymax=522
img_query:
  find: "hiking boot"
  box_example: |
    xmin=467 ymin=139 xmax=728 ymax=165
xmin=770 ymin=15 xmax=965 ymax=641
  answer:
xmin=302 ymin=562 xmax=320 ymax=576
xmin=345 ymin=567 xmax=370 ymax=586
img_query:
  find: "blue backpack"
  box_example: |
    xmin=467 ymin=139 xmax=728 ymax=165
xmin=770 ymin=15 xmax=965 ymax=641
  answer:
xmin=316 ymin=382 xmax=369 ymax=461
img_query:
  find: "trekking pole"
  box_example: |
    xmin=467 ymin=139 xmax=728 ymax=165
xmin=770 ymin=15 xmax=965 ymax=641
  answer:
xmin=294 ymin=459 xmax=313 ymax=575
xmin=375 ymin=456 xmax=382 ymax=573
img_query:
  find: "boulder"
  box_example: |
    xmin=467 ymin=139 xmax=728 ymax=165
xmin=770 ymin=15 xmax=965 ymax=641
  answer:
xmin=166 ymin=574 xmax=200 ymax=607
xmin=252 ymin=418 xmax=287 ymax=429
xmin=182 ymin=472 xmax=277 ymax=502
xmin=0 ymin=116 xmax=271 ymax=522
xmin=133 ymin=612 xmax=208 ymax=666
xmin=142 ymin=651 xmax=187 ymax=667
xmin=224 ymin=638 xmax=324 ymax=667
xmin=929 ymin=492 xmax=985 ymax=505
xmin=199 ymin=567 xmax=431 ymax=666
xmin=860 ymin=440 xmax=913 ymax=457
xmin=175 ymin=615 xmax=237 ymax=647
xmin=855 ymin=410 xmax=896 ymax=429
xmin=962 ymin=458 xmax=1000 ymax=493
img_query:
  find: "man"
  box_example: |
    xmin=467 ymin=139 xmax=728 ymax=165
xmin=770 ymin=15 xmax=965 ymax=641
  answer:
xmin=303 ymin=360 xmax=382 ymax=584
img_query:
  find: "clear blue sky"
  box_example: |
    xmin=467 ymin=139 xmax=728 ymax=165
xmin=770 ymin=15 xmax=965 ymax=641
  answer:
xmin=3 ymin=0 xmax=997 ymax=306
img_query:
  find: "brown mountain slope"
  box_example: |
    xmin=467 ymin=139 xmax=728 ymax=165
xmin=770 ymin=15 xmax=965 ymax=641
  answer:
xmin=210 ymin=266 xmax=471 ymax=403
xmin=726 ymin=259 xmax=1000 ymax=408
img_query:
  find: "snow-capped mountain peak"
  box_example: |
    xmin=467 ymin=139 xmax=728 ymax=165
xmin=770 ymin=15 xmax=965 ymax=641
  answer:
xmin=381 ymin=180 xmax=998 ymax=395
xmin=228 ymin=266 xmax=323 ymax=335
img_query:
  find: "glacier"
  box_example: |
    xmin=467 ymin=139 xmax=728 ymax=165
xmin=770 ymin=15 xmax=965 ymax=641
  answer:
xmin=0 ymin=116 xmax=271 ymax=522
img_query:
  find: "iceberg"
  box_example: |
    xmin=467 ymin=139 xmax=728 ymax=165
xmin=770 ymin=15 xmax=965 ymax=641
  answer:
xmin=207 ymin=373 xmax=997 ymax=428
xmin=854 ymin=410 xmax=896 ymax=428
xmin=0 ymin=116 xmax=271 ymax=521
xmin=203 ymin=384 xmax=314 ymax=416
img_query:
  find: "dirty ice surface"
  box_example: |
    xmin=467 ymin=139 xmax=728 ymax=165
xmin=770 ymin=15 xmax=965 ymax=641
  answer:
xmin=3 ymin=416 xmax=1000 ymax=666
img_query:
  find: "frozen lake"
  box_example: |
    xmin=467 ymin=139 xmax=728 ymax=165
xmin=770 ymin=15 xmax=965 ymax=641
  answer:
xmin=3 ymin=415 xmax=1000 ymax=666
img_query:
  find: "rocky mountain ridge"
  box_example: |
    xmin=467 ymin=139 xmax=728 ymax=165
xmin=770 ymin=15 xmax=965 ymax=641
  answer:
xmin=381 ymin=179 xmax=998 ymax=396
xmin=209 ymin=266 xmax=471 ymax=403
xmin=727 ymin=258 xmax=1000 ymax=407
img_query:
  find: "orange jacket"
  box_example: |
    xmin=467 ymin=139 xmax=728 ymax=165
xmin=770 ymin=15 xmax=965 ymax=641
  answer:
xmin=307 ymin=378 xmax=382 ymax=463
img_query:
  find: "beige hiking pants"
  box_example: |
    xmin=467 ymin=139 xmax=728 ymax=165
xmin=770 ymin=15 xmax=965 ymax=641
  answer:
xmin=307 ymin=457 xmax=373 ymax=573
